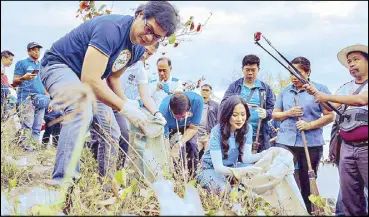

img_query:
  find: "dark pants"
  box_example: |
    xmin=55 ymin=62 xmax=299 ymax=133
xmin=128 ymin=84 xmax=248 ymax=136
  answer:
xmin=276 ymin=144 xmax=323 ymax=214
xmin=169 ymin=127 xmax=199 ymax=179
xmin=42 ymin=110 xmax=62 ymax=147
xmin=339 ymin=142 xmax=368 ymax=216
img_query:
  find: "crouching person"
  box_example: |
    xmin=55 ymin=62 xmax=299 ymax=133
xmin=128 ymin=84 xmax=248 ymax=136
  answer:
xmin=197 ymin=95 xmax=265 ymax=193
xmin=160 ymin=92 xmax=204 ymax=178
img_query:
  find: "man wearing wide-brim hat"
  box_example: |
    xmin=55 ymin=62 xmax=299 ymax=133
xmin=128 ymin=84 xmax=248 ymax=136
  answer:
xmin=304 ymin=44 xmax=368 ymax=216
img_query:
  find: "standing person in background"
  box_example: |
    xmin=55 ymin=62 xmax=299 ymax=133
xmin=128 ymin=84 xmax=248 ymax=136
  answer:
xmin=221 ymin=54 xmax=275 ymax=153
xmin=150 ymin=57 xmax=183 ymax=107
xmin=1 ymin=50 xmax=15 ymax=114
xmin=272 ymin=56 xmax=334 ymax=214
xmin=198 ymin=84 xmax=219 ymax=159
xmin=303 ymin=44 xmax=368 ymax=216
xmin=12 ymin=42 xmax=50 ymax=151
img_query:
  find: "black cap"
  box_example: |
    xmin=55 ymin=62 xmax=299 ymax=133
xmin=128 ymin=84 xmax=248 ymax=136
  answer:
xmin=27 ymin=42 xmax=43 ymax=50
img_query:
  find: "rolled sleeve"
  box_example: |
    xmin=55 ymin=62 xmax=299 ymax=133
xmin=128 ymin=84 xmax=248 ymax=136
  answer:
xmin=89 ymin=20 xmax=120 ymax=57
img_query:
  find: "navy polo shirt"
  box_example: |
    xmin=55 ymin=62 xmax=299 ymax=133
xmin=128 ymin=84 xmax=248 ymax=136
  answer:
xmin=41 ymin=15 xmax=145 ymax=79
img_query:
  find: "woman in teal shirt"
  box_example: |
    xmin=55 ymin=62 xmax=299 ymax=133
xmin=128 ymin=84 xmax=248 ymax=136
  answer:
xmin=272 ymin=56 xmax=334 ymax=214
xmin=197 ymin=95 xmax=265 ymax=193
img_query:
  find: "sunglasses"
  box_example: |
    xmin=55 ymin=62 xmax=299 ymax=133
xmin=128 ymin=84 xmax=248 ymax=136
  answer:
xmin=144 ymin=18 xmax=165 ymax=42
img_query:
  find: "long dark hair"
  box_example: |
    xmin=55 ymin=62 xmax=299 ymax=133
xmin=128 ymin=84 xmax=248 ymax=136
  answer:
xmin=219 ymin=95 xmax=251 ymax=160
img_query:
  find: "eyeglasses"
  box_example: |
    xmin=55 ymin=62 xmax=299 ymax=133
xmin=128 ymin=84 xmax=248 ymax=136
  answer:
xmin=169 ymin=105 xmax=190 ymax=120
xmin=144 ymin=18 xmax=165 ymax=42
xmin=201 ymin=89 xmax=210 ymax=92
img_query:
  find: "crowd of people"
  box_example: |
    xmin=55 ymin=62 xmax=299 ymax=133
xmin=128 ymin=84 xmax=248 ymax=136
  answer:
xmin=1 ymin=1 xmax=368 ymax=216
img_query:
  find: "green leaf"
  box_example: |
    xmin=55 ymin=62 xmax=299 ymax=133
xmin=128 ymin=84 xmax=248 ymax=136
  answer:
xmin=230 ymin=187 xmax=239 ymax=202
xmin=120 ymin=186 xmax=133 ymax=200
xmin=130 ymin=179 xmax=138 ymax=193
xmin=188 ymin=179 xmax=197 ymax=187
xmin=184 ymin=20 xmax=191 ymax=27
xmin=114 ymin=170 xmax=127 ymax=187
xmin=168 ymin=34 xmax=176 ymax=44
xmin=204 ymin=210 xmax=216 ymax=216
xmin=98 ymin=4 xmax=106 ymax=12
xmin=9 ymin=178 xmax=17 ymax=189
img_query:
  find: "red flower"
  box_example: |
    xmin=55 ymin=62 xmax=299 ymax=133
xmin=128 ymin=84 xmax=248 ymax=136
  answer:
xmin=254 ymin=32 xmax=262 ymax=42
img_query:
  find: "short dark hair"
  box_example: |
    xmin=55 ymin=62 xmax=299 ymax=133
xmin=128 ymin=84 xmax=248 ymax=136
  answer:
xmin=157 ymin=57 xmax=172 ymax=67
xmin=169 ymin=93 xmax=190 ymax=115
xmin=291 ymin=56 xmax=311 ymax=73
xmin=135 ymin=1 xmax=180 ymax=37
xmin=242 ymin=54 xmax=260 ymax=68
xmin=1 ymin=50 xmax=14 ymax=58
xmin=347 ymin=51 xmax=368 ymax=61
xmin=201 ymin=84 xmax=212 ymax=90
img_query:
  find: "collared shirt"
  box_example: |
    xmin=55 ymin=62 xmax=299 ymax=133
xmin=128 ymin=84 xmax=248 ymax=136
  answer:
xmin=41 ymin=15 xmax=144 ymax=79
xmin=159 ymin=91 xmax=204 ymax=139
xmin=201 ymin=124 xmax=253 ymax=169
xmin=335 ymin=79 xmax=368 ymax=111
xmin=120 ymin=61 xmax=148 ymax=101
xmin=240 ymin=79 xmax=263 ymax=136
xmin=149 ymin=75 xmax=183 ymax=107
xmin=198 ymin=102 xmax=209 ymax=136
xmin=275 ymin=82 xmax=331 ymax=147
xmin=14 ymin=57 xmax=45 ymax=104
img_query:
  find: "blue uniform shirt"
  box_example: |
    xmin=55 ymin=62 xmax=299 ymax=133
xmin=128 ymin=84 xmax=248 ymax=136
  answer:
xmin=14 ymin=58 xmax=45 ymax=104
xmin=275 ymin=82 xmax=332 ymax=147
xmin=159 ymin=92 xmax=204 ymax=139
xmin=41 ymin=15 xmax=145 ymax=79
xmin=201 ymin=124 xmax=253 ymax=169
xmin=240 ymin=79 xmax=262 ymax=136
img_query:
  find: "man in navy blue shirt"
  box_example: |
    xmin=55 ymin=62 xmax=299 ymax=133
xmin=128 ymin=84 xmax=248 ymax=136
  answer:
xmin=160 ymin=92 xmax=204 ymax=177
xmin=39 ymin=1 xmax=180 ymax=187
xmin=13 ymin=42 xmax=50 ymax=151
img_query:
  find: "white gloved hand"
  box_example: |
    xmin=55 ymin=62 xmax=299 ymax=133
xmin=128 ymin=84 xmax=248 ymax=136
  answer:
xmin=154 ymin=112 xmax=167 ymax=126
xmin=119 ymin=100 xmax=147 ymax=129
xmin=256 ymin=108 xmax=267 ymax=119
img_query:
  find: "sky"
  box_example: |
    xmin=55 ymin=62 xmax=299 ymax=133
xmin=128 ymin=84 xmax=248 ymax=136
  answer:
xmin=1 ymin=1 xmax=368 ymax=100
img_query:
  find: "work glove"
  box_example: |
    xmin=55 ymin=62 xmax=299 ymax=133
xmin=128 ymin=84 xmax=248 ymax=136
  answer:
xmin=119 ymin=99 xmax=147 ymax=129
xmin=256 ymin=108 xmax=267 ymax=119
xmin=154 ymin=112 xmax=167 ymax=126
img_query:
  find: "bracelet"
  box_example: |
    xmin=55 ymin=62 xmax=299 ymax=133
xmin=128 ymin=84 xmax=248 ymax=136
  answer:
xmin=153 ymin=111 xmax=160 ymax=116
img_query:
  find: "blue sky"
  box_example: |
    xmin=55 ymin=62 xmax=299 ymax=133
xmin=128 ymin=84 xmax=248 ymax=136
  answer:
xmin=1 ymin=1 xmax=368 ymax=99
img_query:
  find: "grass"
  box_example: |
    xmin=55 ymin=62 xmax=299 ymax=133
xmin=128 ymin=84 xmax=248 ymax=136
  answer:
xmin=1 ymin=87 xmax=282 ymax=216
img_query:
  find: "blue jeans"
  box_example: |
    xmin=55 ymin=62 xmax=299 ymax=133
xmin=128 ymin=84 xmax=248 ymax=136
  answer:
xmin=17 ymin=98 xmax=45 ymax=149
xmin=40 ymin=63 xmax=119 ymax=181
